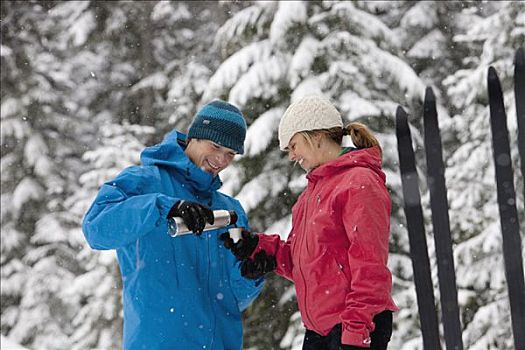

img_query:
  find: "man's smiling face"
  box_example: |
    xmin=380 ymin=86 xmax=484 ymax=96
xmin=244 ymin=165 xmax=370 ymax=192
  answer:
xmin=185 ymin=139 xmax=237 ymax=176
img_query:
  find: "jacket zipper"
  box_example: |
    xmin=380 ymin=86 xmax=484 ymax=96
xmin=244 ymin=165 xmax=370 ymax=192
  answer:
xmin=184 ymin=192 xmax=215 ymax=348
xmin=297 ymin=183 xmax=317 ymax=330
xmin=207 ymin=231 xmax=215 ymax=349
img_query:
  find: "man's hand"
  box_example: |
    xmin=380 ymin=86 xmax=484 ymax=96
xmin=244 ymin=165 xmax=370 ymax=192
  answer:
xmin=168 ymin=200 xmax=214 ymax=235
xmin=240 ymin=251 xmax=276 ymax=279
xmin=220 ymin=230 xmax=259 ymax=260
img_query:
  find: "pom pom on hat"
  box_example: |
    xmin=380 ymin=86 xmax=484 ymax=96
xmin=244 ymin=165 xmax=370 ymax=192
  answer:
xmin=278 ymin=95 xmax=343 ymax=150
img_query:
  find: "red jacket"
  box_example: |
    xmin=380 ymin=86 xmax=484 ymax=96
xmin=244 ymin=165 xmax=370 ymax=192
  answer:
xmin=253 ymin=146 xmax=398 ymax=347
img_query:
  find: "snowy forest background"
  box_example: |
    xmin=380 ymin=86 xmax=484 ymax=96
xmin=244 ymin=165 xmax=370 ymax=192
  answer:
xmin=1 ymin=1 xmax=524 ymax=349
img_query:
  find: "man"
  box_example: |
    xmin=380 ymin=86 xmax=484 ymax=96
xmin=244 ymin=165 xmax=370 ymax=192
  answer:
xmin=82 ymin=100 xmax=264 ymax=350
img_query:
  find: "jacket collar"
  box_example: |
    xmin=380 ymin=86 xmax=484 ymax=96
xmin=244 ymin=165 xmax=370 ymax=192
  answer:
xmin=305 ymin=146 xmax=385 ymax=183
xmin=140 ymin=129 xmax=222 ymax=193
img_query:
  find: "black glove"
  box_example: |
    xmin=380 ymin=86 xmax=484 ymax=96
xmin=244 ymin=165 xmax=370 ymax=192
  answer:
xmin=168 ymin=200 xmax=214 ymax=235
xmin=240 ymin=251 xmax=276 ymax=279
xmin=327 ymin=311 xmax=393 ymax=349
xmin=219 ymin=230 xmax=259 ymax=260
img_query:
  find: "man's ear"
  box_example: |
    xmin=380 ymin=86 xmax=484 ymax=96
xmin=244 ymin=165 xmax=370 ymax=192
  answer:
xmin=186 ymin=138 xmax=201 ymax=147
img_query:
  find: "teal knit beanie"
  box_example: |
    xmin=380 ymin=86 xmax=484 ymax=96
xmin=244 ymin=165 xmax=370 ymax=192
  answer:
xmin=188 ymin=100 xmax=247 ymax=154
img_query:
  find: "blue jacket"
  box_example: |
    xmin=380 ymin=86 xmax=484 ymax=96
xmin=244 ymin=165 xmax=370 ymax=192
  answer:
xmin=82 ymin=130 xmax=263 ymax=350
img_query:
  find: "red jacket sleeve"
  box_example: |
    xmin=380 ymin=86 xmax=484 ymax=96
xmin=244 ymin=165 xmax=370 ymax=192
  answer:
xmin=251 ymin=233 xmax=294 ymax=281
xmin=338 ymin=169 xmax=394 ymax=346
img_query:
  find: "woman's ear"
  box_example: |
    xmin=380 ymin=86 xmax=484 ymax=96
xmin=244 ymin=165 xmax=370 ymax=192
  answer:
xmin=313 ymin=133 xmax=324 ymax=148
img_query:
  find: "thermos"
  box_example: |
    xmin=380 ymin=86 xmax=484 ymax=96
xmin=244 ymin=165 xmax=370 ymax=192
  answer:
xmin=168 ymin=210 xmax=238 ymax=237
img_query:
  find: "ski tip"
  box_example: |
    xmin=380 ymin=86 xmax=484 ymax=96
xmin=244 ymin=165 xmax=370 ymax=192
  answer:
xmin=424 ymin=87 xmax=435 ymax=103
xmin=516 ymin=47 xmax=524 ymax=65
xmin=488 ymin=66 xmax=499 ymax=81
xmin=395 ymin=106 xmax=409 ymax=132
xmin=396 ymin=105 xmax=407 ymax=118
xmin=396 ymin=105 xmax=405 ymax=121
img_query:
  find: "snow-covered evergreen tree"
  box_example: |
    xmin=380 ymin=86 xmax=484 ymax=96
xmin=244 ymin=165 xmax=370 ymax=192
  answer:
xmin=1 ymin=2 xmax=90 ymax=347
xmin=204 ymin=1 xmax=429 ymax=348
xmin=208 ymin=1 xmax=525 ymax=349
xmin=440 ymin=2 xmax=524 ymax=349
xmin=2 ymin=1 xmax=523 ymax=349
xmin=1 ymin=1 xmax=228 ymax=348
xmin=389 ymin=1 xmax=525 ymax=349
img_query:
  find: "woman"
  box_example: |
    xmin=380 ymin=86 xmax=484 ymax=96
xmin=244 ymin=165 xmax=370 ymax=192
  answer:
xmin=221 ymin=95 xmax=398 ymax=349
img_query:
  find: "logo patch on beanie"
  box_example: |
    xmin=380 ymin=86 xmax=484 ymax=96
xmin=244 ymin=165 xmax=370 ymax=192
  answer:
xmin=203 ymin=119 xmax=210 ymax=125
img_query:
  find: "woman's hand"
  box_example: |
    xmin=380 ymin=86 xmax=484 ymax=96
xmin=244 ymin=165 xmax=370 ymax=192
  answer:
xmin=220 ymin=230 xmax=276 ymax=279
xmin=220 ymin=229 xmax=259 ymax=260
xmin=240 ymin=251 xmax=276 ymax=279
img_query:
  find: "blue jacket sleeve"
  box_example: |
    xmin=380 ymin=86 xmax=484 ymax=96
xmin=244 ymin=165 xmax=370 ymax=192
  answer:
xmin=230 ymin=262 xmax=265 ymax=312
xmin=82 ymin=166 xmax=178 ymax=250
xmin=227 ymin=199 xmax=265 ymax=311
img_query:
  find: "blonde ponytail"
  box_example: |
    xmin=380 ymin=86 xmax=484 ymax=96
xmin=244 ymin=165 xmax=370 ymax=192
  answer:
xmin=346 ymin=122 xmax=382 ymax=155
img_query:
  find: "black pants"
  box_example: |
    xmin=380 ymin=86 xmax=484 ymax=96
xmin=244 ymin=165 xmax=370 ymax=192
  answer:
xmin=302 ymin=311 xmax=392 ymax=350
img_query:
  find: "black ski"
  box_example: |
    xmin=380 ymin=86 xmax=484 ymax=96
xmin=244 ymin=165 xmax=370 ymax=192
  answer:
xmin=422 ymin=87 xmax=463 ymax=350
xmin=487 ymin=66 xmax=525 ymax=350
xmin=396 ymin=106 xmax=442 ymax=350
xmin=515 ymin=48 xmax=525 ymax=200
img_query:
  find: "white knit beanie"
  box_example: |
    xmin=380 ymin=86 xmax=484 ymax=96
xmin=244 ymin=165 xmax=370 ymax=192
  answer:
xmin=278 ymin=95 xmax=343 ymax=150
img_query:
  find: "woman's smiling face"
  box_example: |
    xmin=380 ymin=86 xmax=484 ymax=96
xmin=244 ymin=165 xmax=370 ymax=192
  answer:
xmin=285 ymin=133 xmax=321 ymax=171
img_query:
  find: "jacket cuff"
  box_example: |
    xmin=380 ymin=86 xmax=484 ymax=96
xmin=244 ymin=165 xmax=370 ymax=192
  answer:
xmin=341 ymin=329 xmax=371 ymax=348
xmin=230 ymin=261 xmax=264 ymax=311
xmin=156 ymin=194 xmax=178 ymax=220
xmin=248 ymin=234 xmax=267 ymax=259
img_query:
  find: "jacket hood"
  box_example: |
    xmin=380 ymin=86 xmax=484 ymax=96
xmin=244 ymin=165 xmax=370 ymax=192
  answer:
xmin=140 ymin=129 xmax=222 ymax=192
xmin=306 ymin=146 xmax=385 ymax=183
